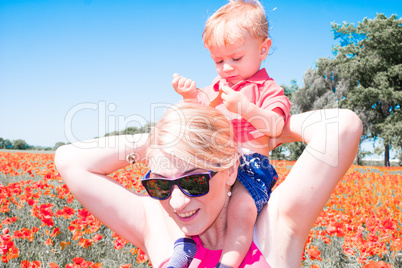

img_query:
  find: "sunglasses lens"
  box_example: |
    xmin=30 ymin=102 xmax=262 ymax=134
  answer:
xmin=179 ymin=174 xmax=209 ymax=196
xmin=142 ymin=172 xmax=212 ymax=200
xmin=143 ymin=179 xmax=171 ymax=199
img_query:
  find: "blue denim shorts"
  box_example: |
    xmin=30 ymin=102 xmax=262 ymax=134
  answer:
xmin=237 ymin=153 xmax=278 ymax=214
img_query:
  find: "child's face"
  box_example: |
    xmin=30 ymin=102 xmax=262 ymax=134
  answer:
xmin=208 ymin=34 xmax=270 ymax=86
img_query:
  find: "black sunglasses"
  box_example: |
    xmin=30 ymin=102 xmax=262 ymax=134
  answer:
xmin=141 ymin=170 xmax=218 ymax=200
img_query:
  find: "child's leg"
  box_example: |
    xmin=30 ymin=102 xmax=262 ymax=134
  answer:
xmin=218 ymin=181 xmax=257 ymax=268
xmin=167 ymin=237 xmax=197 ymax=268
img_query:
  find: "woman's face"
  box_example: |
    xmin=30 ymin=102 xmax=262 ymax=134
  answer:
xmin=149 ymin=150 xmax=233 ymax=236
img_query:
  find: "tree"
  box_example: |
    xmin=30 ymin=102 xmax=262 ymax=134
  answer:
xmin=330 ymin=14 xmax=402 ymax=166
xmin=291 ymin=66 xmax=348 ymax=113
xmin=290 ymin=62 xmax=376 ymax=164
xmin=3 ymin=139 xmax=12 ymax=149
xmin=284 ymin=66 xmax=348 ymax=162
xmin=53 ymin=142 xmax=66 ymax=151
xmin=282 ymin=79 xmax=299 ymax=100
xmin=12 ymin=139 xmax=28 ymax=150
xmin=104 ymin=123 xmax=153 ymax=137
xmin=269 ymin=144 xmax=287 ymax=160
xmin=268 ymin=82 xmax=307 ymax=161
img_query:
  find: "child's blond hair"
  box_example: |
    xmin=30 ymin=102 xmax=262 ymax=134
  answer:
xmin=203 ymin=0 xmax=269 ymax=48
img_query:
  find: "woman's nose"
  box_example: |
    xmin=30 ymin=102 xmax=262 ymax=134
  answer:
xmin=169 ymin=185 xmax=191 ymax=211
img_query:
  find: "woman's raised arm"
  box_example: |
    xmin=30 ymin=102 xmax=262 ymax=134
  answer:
xmin=258 ymin=109 xmax=362 ymax=267
xmin=279 ymin=109 xmax=361 ymax=229
xmin=54 ymin=134 xmax=150 ymax=250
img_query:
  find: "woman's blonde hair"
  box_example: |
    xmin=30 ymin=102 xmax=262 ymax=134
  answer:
xmin=203 ymin=0 xmax=269 ymax=48
xmin=146 ymin=103 xmax=238 ymax=171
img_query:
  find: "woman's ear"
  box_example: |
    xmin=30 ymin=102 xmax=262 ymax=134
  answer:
xmin=260 ymin=38 xmax=272 ymax=61
xmin=226 ymin=158 xmax=239 ymax=187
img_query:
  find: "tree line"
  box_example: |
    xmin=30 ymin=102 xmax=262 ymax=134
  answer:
xmin=271 ymin=14 xmax=402 ymax=167
xmin=0 ymin=124 xmax=153 ymax=152
xmin=0 ymin=137 xmax=60 ymax=151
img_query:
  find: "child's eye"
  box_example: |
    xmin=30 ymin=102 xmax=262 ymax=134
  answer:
xmin=215 ymin=60 xmax=223 ymax=64
xmin=233 ymin=57 xmax=243 ymax=61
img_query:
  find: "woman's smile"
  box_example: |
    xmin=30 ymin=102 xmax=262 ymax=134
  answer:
xmin=176 ymin=209 xmax=200 ymax=221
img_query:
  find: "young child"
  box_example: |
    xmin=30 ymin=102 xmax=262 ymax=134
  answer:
xmin=170 ymin=1 xmax=291 ymax=267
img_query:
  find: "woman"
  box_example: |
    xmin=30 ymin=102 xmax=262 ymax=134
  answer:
xmin=55 ymin=103 xmax=362 ymax=267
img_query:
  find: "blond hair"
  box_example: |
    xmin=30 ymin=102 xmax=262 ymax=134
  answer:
xmin=203 ymin=0 xmax=269 ymax=48
xmin=146 ymin=103 xmax=238 ymax=171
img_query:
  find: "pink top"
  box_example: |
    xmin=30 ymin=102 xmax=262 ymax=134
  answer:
xmin=197 ymin=68 xmax=291 ymax=142
xmin=159 ymin=236 xmax=271 ymax=268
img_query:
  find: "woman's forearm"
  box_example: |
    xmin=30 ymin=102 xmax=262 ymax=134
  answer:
xmin=55 ymin=134 xmax=148 ymax=176
xmin=54 ymin=134 xmax=150 ymax=250
xmin=257 ymin=109 xmax=362 ymax=267
xmin=278 ymin=109 xmax=362 ymax=233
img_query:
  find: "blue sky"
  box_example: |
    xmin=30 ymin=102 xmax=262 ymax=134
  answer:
xmin=1 ymin=0 xmax=401 ymax=150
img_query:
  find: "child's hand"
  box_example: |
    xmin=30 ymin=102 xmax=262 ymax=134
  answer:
xmin=172 ymin=73 xmax=198 ymax=101
xmin=220 ymin=83 xmax=251 ymax=115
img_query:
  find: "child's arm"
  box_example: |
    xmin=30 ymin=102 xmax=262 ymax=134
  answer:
xmin=220 ymin=85 xmax=285 ymax=137
xmin=172 ymin=73 xmax=199 ymax=102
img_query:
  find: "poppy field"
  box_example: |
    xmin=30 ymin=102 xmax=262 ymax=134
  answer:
xmin=0 ymin=151 xmax=401 ymax=267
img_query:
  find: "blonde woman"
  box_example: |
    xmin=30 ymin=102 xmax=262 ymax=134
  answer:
xmin=55 ymin=103 xmax=362 ymax=267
